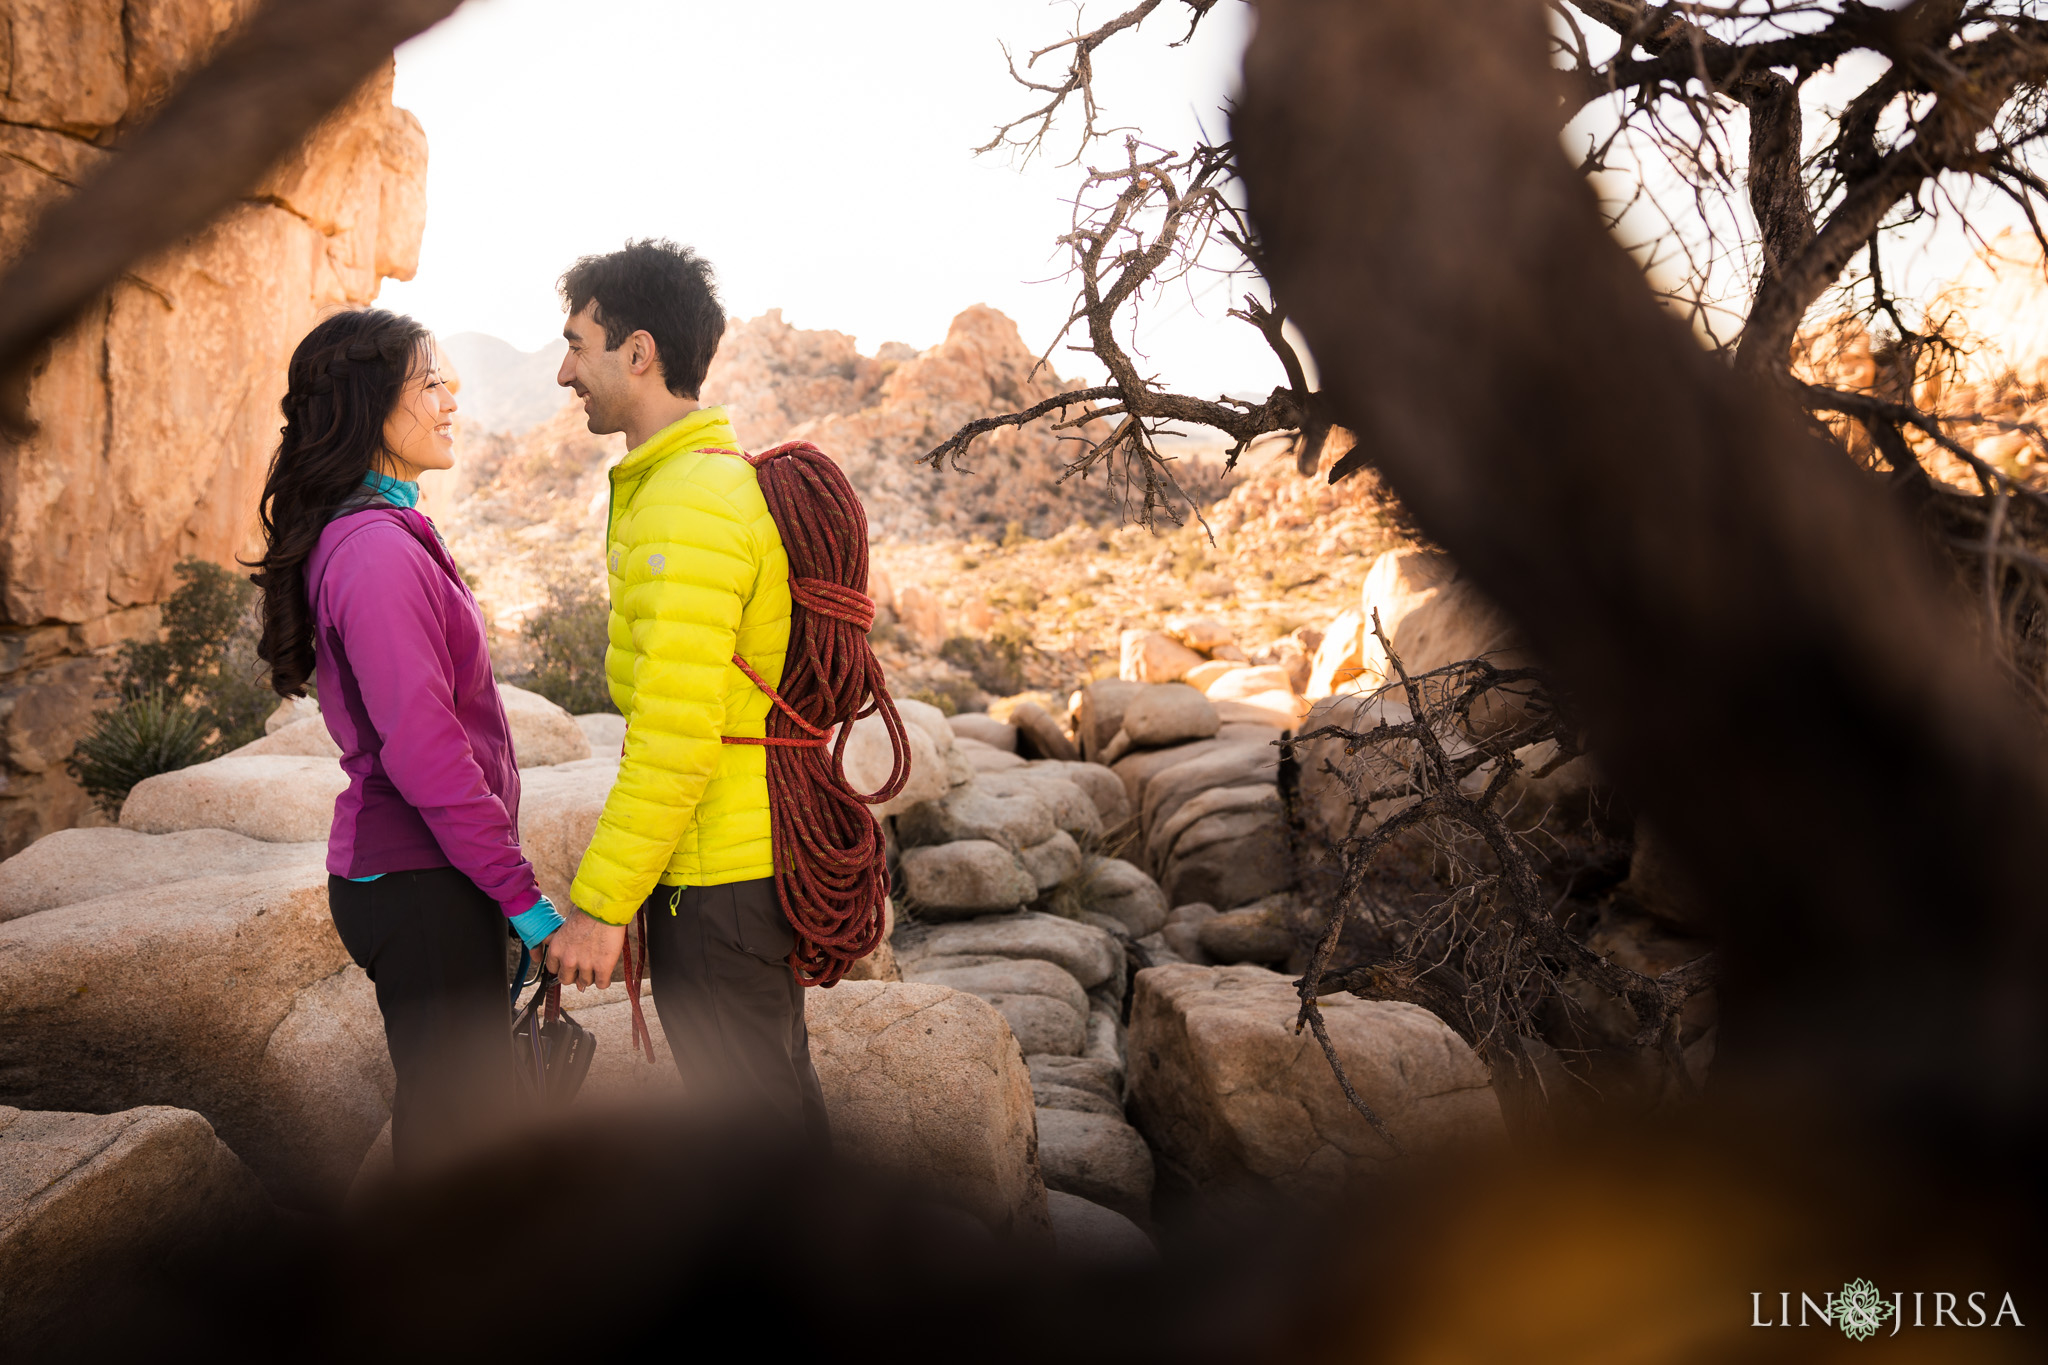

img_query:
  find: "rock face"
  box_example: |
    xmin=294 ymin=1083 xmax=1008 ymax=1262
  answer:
xmin=0 ymin=825 xmax=324 ymax=923
xmin=1120 ymin=630 xmax=1204 ymax=684
xmin=1128 ymin=965 xmax=1504 ymax=1197
xmin=120 ymin=754 xmax=348 ymax=844
xmin=703 ymin=305 xmax=1123 ymax=543
xmin=0 ymin=18 xmax=428 ymax=858
xmin=0 ymin=862 xmax=395 ymax=1208
xmin=1355 ymin=550 xmax=1525 ymax=726
xmin=898 ymin=840 xmax=1038 ymax=917
xmin=1034 ymin=1107 xmax=1156 ymax=1224
xmin=1120 ymin=683 xmax=1221 ymax=748
xmin=0 ymin=1104 xmax=272 ymax=1348
xmin=804 ymin=982 xmax=1050 ymax=1239
xmin=898 ymin=912 xmax=1122 ymax=992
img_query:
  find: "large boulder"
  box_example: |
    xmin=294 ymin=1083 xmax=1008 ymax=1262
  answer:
xmin=905 ymin=958 xmax=1088 ymax=1055
xmin=1164 ymin=614 xmax=1234 ymax=654
xmin=898 ymin=840 xmax=1038 ymax=916
xmin=1356 ymin=550 xmax=1526 ymax=729
xmin=1035 ymin=1108 xmax=1155 ymax=1224
xmin=806 ymin=982 xmax=1050 ymax=1239
xmin=567 ymin=981 xmax=1051 ymax=1239
xmin=1072 ymin=679 xmax=1143 ymax=762
xmin=0 ymin=865 xmax=394 ymax=1208
xmin=224 ymin=714 xmax=341 ymax=758
xmin=1082 ymin=858 xmax=1169 ymax=938
xmin=974 ymin=769 xmax=1102 ymax=843
xmin=1007 ymin=700 xmax=1079 ymax=762
xmin=575 ymin=712 xmax=626 ymax=757
xmin=1161 ymin=804 xmax=1293 ymax=911
xmin=1120 ymin=683 xmax=1221 ymax=749
xmin=0 ymin=827 xmax=324 ymax=924
xmin=1204 ymin=665 xmax=1298 ymax=702
xmin=120 ymin=754 xmax=347 ymax=843
xmin=0 ymin=1105 xmax=272 ymax=1348
xmin=515 ymin=757 xmax=619 ymax=912
xmin=1196 ymin=895 xmax=1297 ymax=965
xmin=898 ymin=912 xmax=1122 ymax=991
xmin=1128 ymin=965 xmax=1503 ymax=1197
xmin=1307 ymin=608 xmax=1367 ymax=699
xmin=896 ymin=782 xmax=1055 ymax=852
xmin=1025 ymin=760 xmax=1132 ymax=830
xmin=893 ymin=696 xmax=956 ymax=758
xmin=1110 ymin=736 xmax=1238 ymax=809
xmin=840 ymin=708 xmax=947 ymax=817
xmin=1138 ymin=743 xmax=1282 ymax=858
xmin=946 ymin=711 xmax=1017 ymax=752
xmin=498 ymin=684 xmax=594 ymax=767
xmin=1018 ymin=830 xmax=1083 ymax=892
xmin=1046 ymin=1190 xmax=1155 ymax=1264
xmin=1119 ymin=630 xmax=1204 ymax=684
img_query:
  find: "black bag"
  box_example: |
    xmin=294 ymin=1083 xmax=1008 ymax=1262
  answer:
xmin=511 ymin=967 xmax=596 ymax=1105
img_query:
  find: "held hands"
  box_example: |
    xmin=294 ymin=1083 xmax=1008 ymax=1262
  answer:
xmin=540 ymin=908 xmax=629 ymax=989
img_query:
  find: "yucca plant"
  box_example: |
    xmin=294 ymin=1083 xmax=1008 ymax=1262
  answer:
xmin=67 ymin=691 xmax=217 ymax=816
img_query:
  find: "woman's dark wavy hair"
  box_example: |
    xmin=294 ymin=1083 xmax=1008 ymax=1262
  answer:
xmin=248 ymin=308 xmax=431 ymax=697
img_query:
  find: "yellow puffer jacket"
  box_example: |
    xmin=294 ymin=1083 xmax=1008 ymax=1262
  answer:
xmin=568 ymin=407 xmax=790 ymax=924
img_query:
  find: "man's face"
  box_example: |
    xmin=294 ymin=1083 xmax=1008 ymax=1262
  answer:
xmin=558 ymin=303 xmax=630 ymax=436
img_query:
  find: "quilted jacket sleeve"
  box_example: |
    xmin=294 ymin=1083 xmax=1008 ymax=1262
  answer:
xmin=568 ymin=485 xmax=758 ymax=924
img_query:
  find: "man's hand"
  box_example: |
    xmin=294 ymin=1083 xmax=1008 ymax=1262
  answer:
xmin=542 ymin=909 xmax=628 ymax=990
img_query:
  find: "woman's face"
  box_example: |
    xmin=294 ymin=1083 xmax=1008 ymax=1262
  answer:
xmin=379 ymin=350 xmax=458 ymax=479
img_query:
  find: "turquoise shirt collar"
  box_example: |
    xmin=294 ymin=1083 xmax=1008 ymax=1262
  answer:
xmin=363 ymin=468 xmax=420 ymax=509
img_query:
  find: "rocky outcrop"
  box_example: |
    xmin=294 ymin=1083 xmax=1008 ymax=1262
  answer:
xmin=0 ymin=1103 xmax=272 ymax=1349
xmin=120 ymin=754 xmax=348 ymax=843
xmin=804 ymin=981 xmax=1050 ymax=1239
xmin=1127 ymin=965 xmax=1504 ymax=1198
xmin=0 ymin=858 xmax=394 ymax=1208
xmin=0 ymin=9 xmax=428 ymax=857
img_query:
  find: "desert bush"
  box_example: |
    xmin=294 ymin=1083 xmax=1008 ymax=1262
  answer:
xmin=939 ymin=628 xmax=1029 ymax=696
xmin=517 ymin=571 xmax=617 ymax=715
xmin=66 ymin=559 xmax=271 ymax=811
xmin=67 ymin=692 xmax=217 ymax=816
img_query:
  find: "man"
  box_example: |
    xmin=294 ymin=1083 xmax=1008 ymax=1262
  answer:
xmin=538 ymin=238 xmax=825 ymax=1136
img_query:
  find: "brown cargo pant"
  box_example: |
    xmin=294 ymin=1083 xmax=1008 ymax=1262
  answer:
xmin=641 ymin=877 xmax=829 ymax=1142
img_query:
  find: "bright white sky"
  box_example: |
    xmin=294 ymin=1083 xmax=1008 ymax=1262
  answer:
xmin=378 ymin=0 xmax=1272 ymax=397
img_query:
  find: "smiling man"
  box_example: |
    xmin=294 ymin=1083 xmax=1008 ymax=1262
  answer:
xmin=540 ymin=239 xmax=823 ymax=1134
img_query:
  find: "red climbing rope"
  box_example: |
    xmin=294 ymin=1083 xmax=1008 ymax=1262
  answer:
xmin=714 ymin=440 xmax=911 ymax=987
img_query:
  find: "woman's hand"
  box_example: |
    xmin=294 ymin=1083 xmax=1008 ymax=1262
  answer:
xmin=542 ymin=909 xmax=629 ymax=989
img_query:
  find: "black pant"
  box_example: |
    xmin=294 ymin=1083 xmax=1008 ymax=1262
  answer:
xmin=328 ymin=868 xmax=514 ymax=1172
xmin=643 ymin=878 xmax=828 ymax=1142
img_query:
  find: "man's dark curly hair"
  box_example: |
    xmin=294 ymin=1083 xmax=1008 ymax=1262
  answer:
xmin=557 ymin=238 xmax=725 ymax=398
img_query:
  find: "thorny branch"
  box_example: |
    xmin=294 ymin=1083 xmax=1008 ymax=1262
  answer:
xmin=1284 ymin=614 xmax=1716 ymax=1137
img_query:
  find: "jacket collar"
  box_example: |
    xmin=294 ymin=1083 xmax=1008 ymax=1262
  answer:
xmin=611 ymin=406 xmax=741 ymax=481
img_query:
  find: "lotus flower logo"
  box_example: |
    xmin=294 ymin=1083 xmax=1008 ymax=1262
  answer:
xmin=1835 ymin=1280 xmax=1895 ymax=1341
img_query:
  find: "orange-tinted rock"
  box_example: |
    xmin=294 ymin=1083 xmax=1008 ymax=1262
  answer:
xmin=0 ymin=15 xmax=426 ymax=857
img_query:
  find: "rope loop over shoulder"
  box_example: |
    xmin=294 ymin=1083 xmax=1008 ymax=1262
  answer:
xmin=715 ymin=440 xmax=911 ymax=987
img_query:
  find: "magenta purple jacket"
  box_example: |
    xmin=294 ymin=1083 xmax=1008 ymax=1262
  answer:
xmin=307 ymin=506 xmax=542 ymax=919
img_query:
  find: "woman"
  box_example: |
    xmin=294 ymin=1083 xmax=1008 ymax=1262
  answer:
xmin=250 ymin=308 xmax=561 ymax=1170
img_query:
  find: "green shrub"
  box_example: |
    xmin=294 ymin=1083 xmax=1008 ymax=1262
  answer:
xmin=67 ymin=692 xmax=217 ymax=816
xmin=111 ymin=558 xmax=273 ymax=749
xmin=516 ymin=572 xmax=617 ymax=715
xmin=67 ymin=558 xmax=272 ymax=811
xmin=939 ymin=629 xmax=1029 ymax=696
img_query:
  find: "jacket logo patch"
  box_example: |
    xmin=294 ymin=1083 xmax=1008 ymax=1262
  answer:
xmin=647 ymin=553 xmax=666 ymax=573
xmin=609 ymin=550 xmax=622 ymax=573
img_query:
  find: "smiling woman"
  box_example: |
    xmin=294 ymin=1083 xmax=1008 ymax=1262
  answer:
xmin=245 ymin=306 xmax=562 ymax=1173
xmin=378 ymin=354 xmax=459 ymax=481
